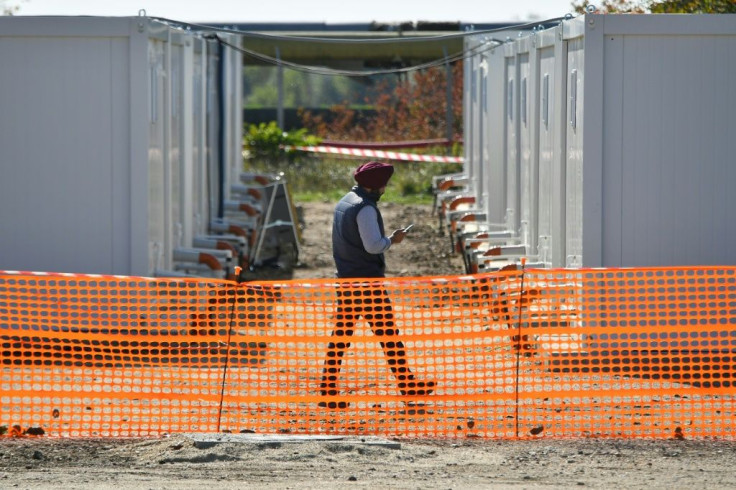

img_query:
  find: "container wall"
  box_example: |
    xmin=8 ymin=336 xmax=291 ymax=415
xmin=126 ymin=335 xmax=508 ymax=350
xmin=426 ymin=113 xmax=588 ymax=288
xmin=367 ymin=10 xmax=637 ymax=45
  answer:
xmin=504 ymin=47 xmax=520 ymax=234
xmin=517 ymin=45 xmax=536 ymax=252
xmin=226 ymin=34 xmax=244 ymax=200
xmin=204 ymin=33 xmax=244 ymax=224
xmin=475 ymin=51 xmax=488 ymax=203
xmin=602 ymin=30 xmax=736 ymax=266
xmin=482 ymin=44 xmax=508 ymax=224
xmin=536 ymin=40 xmax=560 ymax=266
xmin=0 ymin=19 xmax=134 ymax=274
xmin=467 ymin=42 xmax=481 ymax=192
xmin=179 ymin=35 xmax=196 ymax=248
xmin=564 ymin=35 xmax=585 ymax=267
xmin=192 ymin=38 xmax=210 ymax=238
xmin=147 ymin=36 xmax=168 ymax=273
xmin=164 ymin=33 xmax=199 ymax=259
xmin=463 ymin=15 xmax=736 ymax=269
xmin=0 ymin=17 xmax=225 ymax=277
xmin=462 ymin=38 xmax=473 ymax=177
xmin=169 ymin=37 xmax=185 ymax=254
xmin=206 ymin=39 xmax=224 ymax=221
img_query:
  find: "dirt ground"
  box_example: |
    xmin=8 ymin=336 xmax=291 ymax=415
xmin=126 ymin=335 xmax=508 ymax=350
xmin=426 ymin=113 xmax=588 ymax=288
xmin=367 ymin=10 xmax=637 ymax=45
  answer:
xmin=3 ymin=200 xmax=736 ymax=489
xmin=257 ymin=199 xmax=466 ymax=281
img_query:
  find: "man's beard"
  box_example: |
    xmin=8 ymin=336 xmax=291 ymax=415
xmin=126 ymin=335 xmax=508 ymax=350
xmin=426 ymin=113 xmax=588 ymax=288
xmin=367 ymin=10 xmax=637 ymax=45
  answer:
xmin=368 ymin=190 xmax=383 ymax=202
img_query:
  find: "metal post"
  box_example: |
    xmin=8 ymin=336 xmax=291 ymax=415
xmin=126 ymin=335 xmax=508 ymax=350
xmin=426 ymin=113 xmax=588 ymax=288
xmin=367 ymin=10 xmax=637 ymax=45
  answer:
xmin=276 ymin=47 xmax=284 ymax=129
xmin=443 ymin=46 xmax=454 ymax=145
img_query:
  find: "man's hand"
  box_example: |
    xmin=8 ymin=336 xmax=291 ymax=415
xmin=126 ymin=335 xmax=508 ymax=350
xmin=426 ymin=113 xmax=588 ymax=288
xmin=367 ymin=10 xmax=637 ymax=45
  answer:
xmin=389 ymin=228 xmax=408 ymax=245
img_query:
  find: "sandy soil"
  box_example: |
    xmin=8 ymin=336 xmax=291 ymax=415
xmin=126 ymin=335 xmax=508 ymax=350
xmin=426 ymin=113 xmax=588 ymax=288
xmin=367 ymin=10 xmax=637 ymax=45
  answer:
xmin=253 ymin=200 xmax=465 ymax=281
xmin=3 ymin=201 xmax=736 ymax=489
xmin=3 ymin=431 xmax=736 ymax=489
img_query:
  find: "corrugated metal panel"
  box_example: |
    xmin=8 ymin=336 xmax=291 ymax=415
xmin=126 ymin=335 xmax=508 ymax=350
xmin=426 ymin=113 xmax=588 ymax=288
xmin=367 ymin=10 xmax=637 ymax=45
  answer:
xmin=226 ymin=36 xmax=244 ymax=199
xmin=478 ymin=51 xmax=489 ymax=210
xmin=0 ymin=35 xmax=128 ymax=274
xmin=180 ymin=38 xmax=195 ymax=248
xmin=518 ymin=49 xmax=535 ymax=250
xmin=536 ymin=43 xmax=558 ymax=266
xmin=482 ymin=45 xmax=507 ymax=223
xmin=193 ymin=39 xmax=209 ymax=237
xmin=464 ymin=14 xmax=736 ymax=269
xmin=504 ymin=50 xmax=520 ymax=233
xmin=476 ymin=52 xmax=488 ymax=202
xmin=468 ymin=47 xmax=480 ymax=191
xmin=206 ymin=42 xmax=222 ymax=221
xmin=148 ymin=38 xmax=167 ymax=272
xmin=170 ymin=41 xmax=184 ymax=253
xmin=0 ymin=17 xmax=234 ymax=276
xmin=462 ymin=38 xmax=473 ymax=176
xmin=565 ymin=36 xmax=584 ymax=267
xmin=605 ymin=33 xmax=736 ymax=266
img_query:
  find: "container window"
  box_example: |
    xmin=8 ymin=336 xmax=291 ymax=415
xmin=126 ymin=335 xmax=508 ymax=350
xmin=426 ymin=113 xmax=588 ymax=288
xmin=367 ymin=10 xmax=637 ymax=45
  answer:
xmin=569 ymin=69 xmax=577 ymax=130
xmin=542 ymin=73 xmax=550 ymax=129
xmin=150 ymin=68 xmax=158 ymax=123
xmin=507 ymin=79 xmax=514 ymax=121
xmin=521 ymin=77 xmax=527 ymax=127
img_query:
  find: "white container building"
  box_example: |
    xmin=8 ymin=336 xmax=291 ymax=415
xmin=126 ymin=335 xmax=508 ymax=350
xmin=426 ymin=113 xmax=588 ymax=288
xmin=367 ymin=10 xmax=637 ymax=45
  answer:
xmin=0 ymin=15 xmax=244 ymax=276
xmin=468 ymin=14 xmax=736 ymax=268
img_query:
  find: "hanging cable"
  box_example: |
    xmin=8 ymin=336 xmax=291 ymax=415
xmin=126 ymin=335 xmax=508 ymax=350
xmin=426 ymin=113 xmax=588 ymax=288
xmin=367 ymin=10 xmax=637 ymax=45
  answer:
xmin=208 ymin=33 xmax=505 ymax=77
xmin=150 ymin=15 xmax=568 ymax=44
xmin=152 ymin=15 xmax=568 ymax=77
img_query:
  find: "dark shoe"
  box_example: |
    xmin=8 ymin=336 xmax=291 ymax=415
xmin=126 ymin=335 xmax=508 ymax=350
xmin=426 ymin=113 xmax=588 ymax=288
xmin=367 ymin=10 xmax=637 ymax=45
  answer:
xmin=398 ymin=379 xmax=435 ymax=396
xmin=318 ymin=400 xmax=349 ymax=409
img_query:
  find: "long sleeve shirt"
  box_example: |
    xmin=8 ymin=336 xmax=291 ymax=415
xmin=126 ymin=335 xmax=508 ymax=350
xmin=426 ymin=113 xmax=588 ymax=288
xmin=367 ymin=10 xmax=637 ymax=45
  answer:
xmin=356 ymin=205 xmax=391 ymax=254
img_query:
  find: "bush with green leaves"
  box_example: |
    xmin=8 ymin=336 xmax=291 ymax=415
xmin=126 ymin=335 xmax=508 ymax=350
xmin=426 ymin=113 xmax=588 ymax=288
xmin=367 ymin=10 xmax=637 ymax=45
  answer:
xmin=243 ymin=122 xmax=321 ymax=162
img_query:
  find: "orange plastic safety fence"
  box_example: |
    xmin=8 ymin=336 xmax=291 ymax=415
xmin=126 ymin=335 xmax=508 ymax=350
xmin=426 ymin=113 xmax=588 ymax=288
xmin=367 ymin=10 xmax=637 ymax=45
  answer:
xmin=1 ymin=267 xmax=735 ymax=439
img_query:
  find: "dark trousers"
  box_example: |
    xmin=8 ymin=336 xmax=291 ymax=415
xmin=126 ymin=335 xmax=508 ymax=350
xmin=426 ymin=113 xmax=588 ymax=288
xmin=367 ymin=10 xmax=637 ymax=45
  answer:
xmin=320 ymin=286 xmax=412 ymax=395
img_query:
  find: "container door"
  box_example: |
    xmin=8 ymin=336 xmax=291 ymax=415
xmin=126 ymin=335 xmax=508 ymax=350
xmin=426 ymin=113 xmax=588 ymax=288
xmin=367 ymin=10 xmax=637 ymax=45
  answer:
xmin=148 ymin=38 xmax=167 ymax=273
xmin=192 ymin=38 xmax=209 ymax=237
xmin=518 ymin=51 xmax=535 ymax=250
xmin=536 ymin=45 xmax=555 ymax=266
xmin=476 ymin=52 xmax=488 ymax=203
xmin=206 ymin=41 xmax=222 ymax=221
xmin=169 ymin=40 xmax=184 ymax=254
xmin=504 ymin=53 xmax=520 ymax=233
xmin=468 ymin=47 xmax=480 ymax=190
xmin=565 ymin=38 xmax=584 ymax=267
xmin=482 ymin=45 xmax=508 ymax=224
xmin=178 ymin=37 xmax=195 ymax=248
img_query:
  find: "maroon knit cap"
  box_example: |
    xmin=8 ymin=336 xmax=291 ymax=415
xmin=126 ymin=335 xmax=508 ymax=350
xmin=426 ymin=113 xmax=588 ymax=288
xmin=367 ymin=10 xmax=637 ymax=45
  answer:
xmin=353 ymin=161 xmax=394 ymax=189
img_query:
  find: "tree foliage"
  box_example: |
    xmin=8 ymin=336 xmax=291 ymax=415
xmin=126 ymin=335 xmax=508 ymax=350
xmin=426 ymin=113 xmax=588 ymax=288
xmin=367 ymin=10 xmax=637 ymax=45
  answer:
xmin=300 ymin=63 xmax=464 ymax=144
xmin=243 ymin=67 xmax=367 ymax=109
xmin=1 ymin=0 xmax=20 ymax=15
xmin=648 ymin=0 xmax=736 ymax=13
xmin=572 ymin=0 xmax=736 ymax=13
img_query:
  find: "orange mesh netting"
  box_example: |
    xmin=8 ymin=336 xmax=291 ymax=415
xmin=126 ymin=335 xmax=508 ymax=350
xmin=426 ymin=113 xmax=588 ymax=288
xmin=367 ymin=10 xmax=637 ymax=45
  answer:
xmin=1 ymin=267 xmax=735 ymax=439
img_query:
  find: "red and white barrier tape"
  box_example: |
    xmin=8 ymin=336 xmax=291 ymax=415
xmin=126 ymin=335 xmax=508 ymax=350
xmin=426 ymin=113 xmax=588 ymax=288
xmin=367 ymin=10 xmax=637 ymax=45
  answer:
xmin=292 ymin=145 xmax=463 ymax=164
xmin=319 ymin=138 xmax=454 ymax=149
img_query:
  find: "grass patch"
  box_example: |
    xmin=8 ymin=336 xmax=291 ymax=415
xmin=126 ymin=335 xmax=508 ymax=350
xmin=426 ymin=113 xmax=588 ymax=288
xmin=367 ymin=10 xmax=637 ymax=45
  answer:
xmin=244 ymin=155 xmax=461 ymax=206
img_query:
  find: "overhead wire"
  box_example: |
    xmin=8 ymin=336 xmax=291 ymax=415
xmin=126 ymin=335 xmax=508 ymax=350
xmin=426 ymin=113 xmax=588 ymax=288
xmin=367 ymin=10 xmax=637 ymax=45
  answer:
xmin=150 ymin=15 xmax=568 ymax=44
xmin=150 ymin=15 xmax=570 ymax=77
xmin=211 ymin=34 xmax=504 ymax=77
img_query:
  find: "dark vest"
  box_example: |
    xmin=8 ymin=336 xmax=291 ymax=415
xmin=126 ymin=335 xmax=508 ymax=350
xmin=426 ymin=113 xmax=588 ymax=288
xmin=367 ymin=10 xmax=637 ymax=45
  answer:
xmin=332 ymin=186 xmax=386 ymax=278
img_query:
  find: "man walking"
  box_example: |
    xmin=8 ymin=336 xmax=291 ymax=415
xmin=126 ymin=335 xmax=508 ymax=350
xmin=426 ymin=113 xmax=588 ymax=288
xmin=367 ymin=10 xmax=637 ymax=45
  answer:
xmin=319 ymin=161 xmax=434 ymax=409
